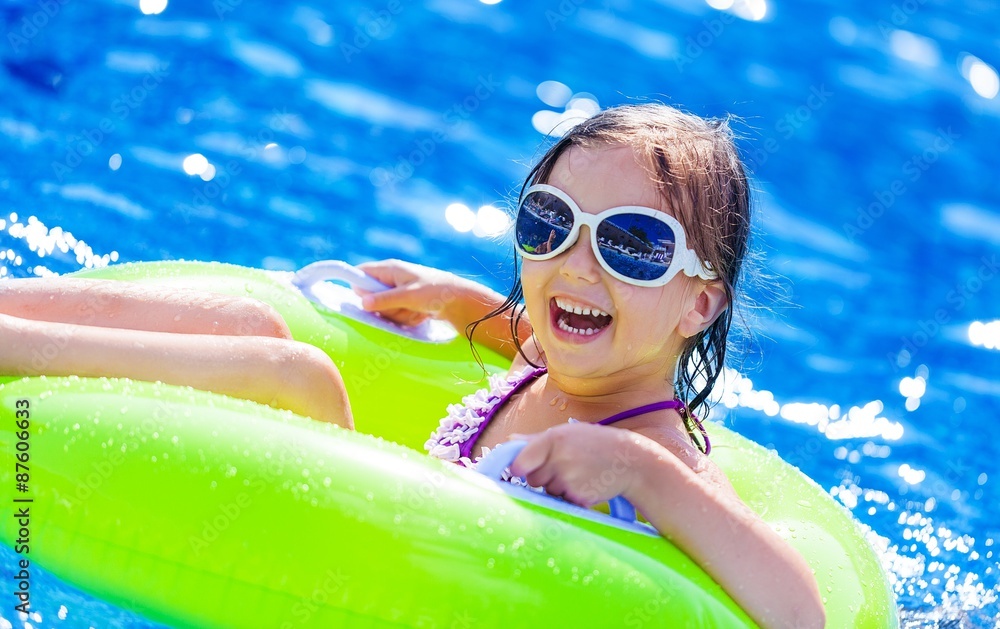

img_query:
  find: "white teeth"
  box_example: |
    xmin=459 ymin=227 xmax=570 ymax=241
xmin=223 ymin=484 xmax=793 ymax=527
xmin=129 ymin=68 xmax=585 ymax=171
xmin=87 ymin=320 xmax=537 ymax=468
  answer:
xmin=554 ymin=297 xmax=609 ymax=318
xmin=557 ymin=317 xmax=598 ymax=335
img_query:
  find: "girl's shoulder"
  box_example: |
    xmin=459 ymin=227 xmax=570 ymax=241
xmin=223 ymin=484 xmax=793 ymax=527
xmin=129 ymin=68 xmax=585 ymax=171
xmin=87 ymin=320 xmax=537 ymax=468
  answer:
xmin=634 ymin=424 xmax=739 ymax=499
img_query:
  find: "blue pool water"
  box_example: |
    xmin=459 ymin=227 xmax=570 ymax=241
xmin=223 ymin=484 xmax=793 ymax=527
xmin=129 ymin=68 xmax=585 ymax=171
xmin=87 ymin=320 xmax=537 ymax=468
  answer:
xmin=1 ymin=0 xmax=998 ymax=626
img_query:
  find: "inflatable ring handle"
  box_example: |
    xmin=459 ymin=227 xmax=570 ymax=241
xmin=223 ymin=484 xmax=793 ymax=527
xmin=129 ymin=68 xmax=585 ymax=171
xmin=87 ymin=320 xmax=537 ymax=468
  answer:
xmin=477 ymin=441 xmax=638 ymax=523
xmin=289 ymin=261 xmax=457 ymax=343
xmin=292 ymin=260 xmax=391 ymax=294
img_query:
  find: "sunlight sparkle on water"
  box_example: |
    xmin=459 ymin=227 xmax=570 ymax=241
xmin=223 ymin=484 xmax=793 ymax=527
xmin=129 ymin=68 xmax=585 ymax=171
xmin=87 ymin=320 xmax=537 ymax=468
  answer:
xmin=888 ymin=30 xmax=940 ymax=66
xmin=898 ymin=463 xmax=927 ymax=486
xmin=472 ymin=205 xmax=509 ymax=238
xmin=716 ymin=368 xmax=903 ymax=440
xmin=445 ymin=203 xmax=476 ymax=233
xmin=960 ymin=54 xmax=1000 ymax=99
xmin=968 ymin=320 xmax=1000 ymax=350
xmin=182 ymin=153 xmax=210 ymax=176
xmin=710 ymin=0 xmax=766 ymax=21
xmin=139 ymin=0 xmax=168 ymax=15
xmin=532 ymin=84 xmax=601 ymax=137
xmin=1 ymin=214 xmax=118 ymax=275
xmin=536 ymin=80 xmax=572 ymax=108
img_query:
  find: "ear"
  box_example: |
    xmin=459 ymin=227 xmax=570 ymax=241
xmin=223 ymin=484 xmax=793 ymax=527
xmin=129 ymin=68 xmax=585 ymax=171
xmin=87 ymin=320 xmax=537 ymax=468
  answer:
xmin=678 ymin=281 xmax=728 ymax=338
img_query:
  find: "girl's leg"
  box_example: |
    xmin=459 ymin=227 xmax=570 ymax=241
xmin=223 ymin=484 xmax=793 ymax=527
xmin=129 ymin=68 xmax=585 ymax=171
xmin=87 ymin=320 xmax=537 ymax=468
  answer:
xmin=0 ymin=314 xmax=353 ymax=429
xmin=0 ymin=278 xmax=292 ymax=338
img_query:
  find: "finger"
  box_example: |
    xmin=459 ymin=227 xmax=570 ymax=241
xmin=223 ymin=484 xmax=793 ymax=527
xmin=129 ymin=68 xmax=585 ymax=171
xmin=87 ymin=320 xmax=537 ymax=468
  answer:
xmin=359 ymin=288 xmax=413 ymax=312
xmin=365 ymin=307 xmax=429 ymax=327
xmin=356 ymin=260 xmax=412 ymax=288
xmin=524 ymin=463 xmax=558 ymax=491
xmin=384 ymin=309 xmax=430 ymax=327
xmin=509 ymin=434 xmax=551 ymax=478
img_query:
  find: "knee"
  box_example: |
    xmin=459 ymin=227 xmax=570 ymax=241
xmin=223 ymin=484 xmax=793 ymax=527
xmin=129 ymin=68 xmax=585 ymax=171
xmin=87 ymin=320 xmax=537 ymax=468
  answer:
xmin=282 ymin=343 xmax=354 ymax=429
xmin=231 ymin=299 xmax=293 ymax=339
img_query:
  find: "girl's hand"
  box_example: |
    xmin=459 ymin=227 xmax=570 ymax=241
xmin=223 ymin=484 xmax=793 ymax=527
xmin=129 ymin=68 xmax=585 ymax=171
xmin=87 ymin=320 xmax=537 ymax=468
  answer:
xmin=508 ymin=423 xmax=646 ymax=508
xmin=356 ymin=258 xmax=531 ymax=362
xmin=355 ymin=259 xmax=470 ymax=328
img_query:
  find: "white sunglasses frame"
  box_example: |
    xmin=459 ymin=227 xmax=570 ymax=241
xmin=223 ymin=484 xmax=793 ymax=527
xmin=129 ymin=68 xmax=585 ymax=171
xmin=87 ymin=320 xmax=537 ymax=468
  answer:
xmin=515 ymin=184 xmax=717 ymax=287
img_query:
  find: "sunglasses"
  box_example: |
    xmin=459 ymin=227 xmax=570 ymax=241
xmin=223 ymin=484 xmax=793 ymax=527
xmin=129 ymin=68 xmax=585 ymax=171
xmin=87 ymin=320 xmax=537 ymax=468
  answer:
xmin=515 ymin=184 xmax=717 ymax=287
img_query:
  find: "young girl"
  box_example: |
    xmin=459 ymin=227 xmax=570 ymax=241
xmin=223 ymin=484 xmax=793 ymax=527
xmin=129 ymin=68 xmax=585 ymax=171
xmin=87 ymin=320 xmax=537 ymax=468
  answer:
xmin=0 ymin=104 xmax=824 ymax=627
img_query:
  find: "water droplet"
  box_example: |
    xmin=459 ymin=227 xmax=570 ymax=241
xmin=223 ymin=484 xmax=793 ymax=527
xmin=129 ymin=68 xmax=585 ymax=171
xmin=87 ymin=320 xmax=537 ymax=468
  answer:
xmin=365 ymin=492 xmax=374 ymax=501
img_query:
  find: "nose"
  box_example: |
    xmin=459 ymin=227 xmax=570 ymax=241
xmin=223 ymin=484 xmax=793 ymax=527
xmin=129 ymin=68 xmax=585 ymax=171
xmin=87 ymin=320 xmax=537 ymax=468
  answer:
xmin=559 ymin=226 xmax=601 ymax=284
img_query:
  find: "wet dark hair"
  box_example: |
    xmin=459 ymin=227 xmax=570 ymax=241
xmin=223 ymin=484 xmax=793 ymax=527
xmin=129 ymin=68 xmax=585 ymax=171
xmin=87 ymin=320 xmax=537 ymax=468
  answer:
xmin=467 ymin=103 xmax=752 ymax=454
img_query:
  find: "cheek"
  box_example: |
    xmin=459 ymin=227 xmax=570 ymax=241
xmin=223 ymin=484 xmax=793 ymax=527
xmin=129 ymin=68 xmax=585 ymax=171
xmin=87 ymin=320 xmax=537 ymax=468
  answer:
xmin=519 ymin=260 xmax=553 ymax=295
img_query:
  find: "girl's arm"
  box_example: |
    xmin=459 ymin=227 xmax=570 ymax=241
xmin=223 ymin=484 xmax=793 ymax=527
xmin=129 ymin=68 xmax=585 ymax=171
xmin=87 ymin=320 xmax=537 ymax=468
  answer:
xmin=356 ymin=259 xmax=532 ymax=360
xmin=0 ymin=313 xmax=352 ymax=428
xmin=510 ymin=424 xmax=826 ymax=629
xmin=0 ymin=278 xmax=292 ymax=338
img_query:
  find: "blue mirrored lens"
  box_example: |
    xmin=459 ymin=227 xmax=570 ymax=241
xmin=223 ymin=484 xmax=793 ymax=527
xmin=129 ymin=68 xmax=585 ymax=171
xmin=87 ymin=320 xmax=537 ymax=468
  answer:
xmin=516 ymin=191 xmax=573 ymax=255
xmin=596 ymin=214 xmax=676 ymax=281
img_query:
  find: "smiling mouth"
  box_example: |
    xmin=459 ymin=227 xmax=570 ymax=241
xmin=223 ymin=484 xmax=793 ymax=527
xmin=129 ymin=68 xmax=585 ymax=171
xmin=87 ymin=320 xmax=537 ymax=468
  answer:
xmin=550 ymin=297 xmax=614 ymax=337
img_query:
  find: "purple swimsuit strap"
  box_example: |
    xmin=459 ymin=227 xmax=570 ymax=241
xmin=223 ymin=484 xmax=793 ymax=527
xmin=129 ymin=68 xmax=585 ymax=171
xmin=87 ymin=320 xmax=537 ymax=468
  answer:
xmin=597 ymin=400 xmax=684 ymax=425
xmin=460 ymin=366 xmax=712 ymax=459
xmin=458 ymin=366 xmax=546 ymax=460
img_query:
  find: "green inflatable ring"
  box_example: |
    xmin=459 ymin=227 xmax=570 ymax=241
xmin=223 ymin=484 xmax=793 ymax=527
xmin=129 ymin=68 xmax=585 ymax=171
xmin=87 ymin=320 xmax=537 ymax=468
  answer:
xmin=0 ymin=261 xmax=897 ymax=628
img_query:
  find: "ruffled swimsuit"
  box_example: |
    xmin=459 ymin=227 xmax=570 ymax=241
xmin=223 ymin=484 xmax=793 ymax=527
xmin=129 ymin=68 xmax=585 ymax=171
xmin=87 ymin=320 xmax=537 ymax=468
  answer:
xmin=424 ymin=365 xmax=697 ymax=479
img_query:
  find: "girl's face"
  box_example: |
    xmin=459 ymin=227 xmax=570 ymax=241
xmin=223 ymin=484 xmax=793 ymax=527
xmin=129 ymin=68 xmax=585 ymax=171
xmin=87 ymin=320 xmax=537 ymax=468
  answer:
xmin=520 ymin=145 xmax=703 ymax=385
